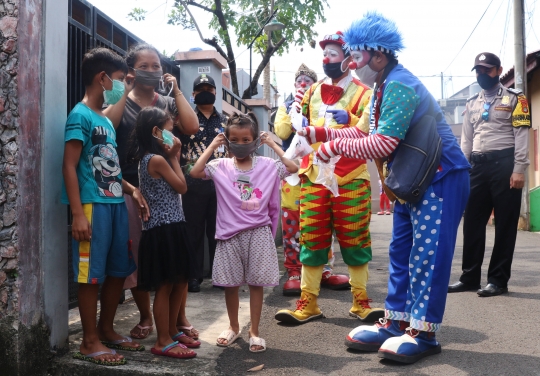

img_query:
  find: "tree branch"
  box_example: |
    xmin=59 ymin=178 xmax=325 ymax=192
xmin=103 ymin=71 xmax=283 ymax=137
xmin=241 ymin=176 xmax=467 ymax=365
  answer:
xmin=242 ymin=37 xmax=286 ymax=99
xmin=185 ymin=0 xmax=215 ymax=14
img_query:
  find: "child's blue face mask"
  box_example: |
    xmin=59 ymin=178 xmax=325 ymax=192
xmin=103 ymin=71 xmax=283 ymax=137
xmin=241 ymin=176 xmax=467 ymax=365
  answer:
xmin=102 ymin=74 xmax=125 ymax=105
xmin=154 ymin=128 xmax=174 ymax=147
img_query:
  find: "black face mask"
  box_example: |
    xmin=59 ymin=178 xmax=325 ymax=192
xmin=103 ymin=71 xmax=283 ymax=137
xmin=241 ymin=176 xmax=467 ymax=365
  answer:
xmin=323 ymin=61 xmax=347 ymax=79
xmin=477 ymin=73 xmax=500 ymax=90
xmin=194 ymin=91 xmax=216 ymax=105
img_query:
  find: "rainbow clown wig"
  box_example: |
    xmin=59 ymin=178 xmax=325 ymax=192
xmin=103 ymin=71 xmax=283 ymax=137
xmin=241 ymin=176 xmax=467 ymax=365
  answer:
xmin=343 ymin=12 xmax=404 ymax=56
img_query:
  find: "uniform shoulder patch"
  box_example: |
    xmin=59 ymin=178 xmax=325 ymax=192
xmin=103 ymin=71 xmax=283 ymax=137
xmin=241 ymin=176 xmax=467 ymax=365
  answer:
xmin=507 ymin=87 xmax=523 ymax=95
xmin=466 ymin=93 xmax=479 ymax=102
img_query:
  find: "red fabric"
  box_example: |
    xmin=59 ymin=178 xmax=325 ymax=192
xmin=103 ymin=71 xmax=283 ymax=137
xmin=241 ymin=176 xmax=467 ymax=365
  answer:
xmin=334 ymin=133 xmax=400 ymax=160
xmin=380 ymin=192 xmax=391 ymax=211
xmin=320 ymin=84 xmax=344 ymax=105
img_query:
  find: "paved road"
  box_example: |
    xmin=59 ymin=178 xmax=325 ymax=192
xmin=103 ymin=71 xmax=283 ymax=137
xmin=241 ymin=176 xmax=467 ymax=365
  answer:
xmin=215 ymin=215 xmax=540 ymax=376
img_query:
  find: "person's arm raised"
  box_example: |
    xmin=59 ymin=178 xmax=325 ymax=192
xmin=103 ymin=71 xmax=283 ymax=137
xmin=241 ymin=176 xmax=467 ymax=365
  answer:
xmin=164 ymin=73 xmax=199 ymax=135
xmin=103 ymin=74 xmax=135 ymax=129
xmin=189 ymin=133 xmax=226 ymax=179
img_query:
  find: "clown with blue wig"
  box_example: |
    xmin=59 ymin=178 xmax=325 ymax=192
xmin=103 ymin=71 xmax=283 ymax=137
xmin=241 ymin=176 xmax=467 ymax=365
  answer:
xmin=299 ymin=12 xmax=471 ymax=364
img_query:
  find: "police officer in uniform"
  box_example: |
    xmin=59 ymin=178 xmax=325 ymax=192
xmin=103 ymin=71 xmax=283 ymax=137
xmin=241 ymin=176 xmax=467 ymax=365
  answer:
xmin=448 ymin=52 xmax=531 ymax=297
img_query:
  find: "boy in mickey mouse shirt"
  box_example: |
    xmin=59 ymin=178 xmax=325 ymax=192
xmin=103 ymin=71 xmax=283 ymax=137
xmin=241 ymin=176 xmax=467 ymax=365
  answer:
xmin=62 ymin=48 xmax=149 ymax=366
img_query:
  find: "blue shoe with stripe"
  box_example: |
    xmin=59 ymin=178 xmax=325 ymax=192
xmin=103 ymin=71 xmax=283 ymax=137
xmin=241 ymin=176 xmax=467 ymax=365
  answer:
xmin=378 ymin=328 xmax=441 ymax=364
xmin=345 ymin=318 xmax=407 ymax=352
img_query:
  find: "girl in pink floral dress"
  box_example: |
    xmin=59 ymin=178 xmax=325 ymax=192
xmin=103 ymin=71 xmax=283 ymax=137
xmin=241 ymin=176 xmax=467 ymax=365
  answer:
xmin=190 ymin=113 xmax=298 ymax=353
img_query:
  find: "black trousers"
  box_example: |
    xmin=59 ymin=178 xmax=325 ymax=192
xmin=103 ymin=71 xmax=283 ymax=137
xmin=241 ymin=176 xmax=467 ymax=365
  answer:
xmin=183 ymin=181 xmax=218 ymax=281
xmin=459 ymin=151 xmax=522 ymax=288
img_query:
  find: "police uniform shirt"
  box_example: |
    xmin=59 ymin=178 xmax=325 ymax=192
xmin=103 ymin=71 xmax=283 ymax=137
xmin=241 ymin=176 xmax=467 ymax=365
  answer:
xmin=461 ymin=83 xmax=531 ymax=173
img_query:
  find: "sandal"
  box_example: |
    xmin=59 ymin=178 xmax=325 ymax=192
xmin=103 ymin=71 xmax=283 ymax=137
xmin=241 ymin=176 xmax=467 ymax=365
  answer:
xmin=249 ymin=336 xmax=266 ymax=353
xmin=177 ymin=325 xmax=199 ymax=340
xmin=172 ymin=332 xmax=201 ymax=348
xmin=73 ymin=349 xmax=126 ymax=366
xmin=130 ymin=324 xmax=154 ymax=339
xmin=150 ymin=341 xmax=197 ymax=359
xmin=101 ymin=336 xmax=145 ymax=352
xmin=216 ymin=329 xmax=241 ymax=347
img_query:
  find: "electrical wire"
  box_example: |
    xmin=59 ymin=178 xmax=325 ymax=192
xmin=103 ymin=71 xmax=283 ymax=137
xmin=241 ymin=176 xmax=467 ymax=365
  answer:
xmin=443 ymin=0 xmax=495 ymax=72
xmin=500 ymin=0 xmax=512 ymax=60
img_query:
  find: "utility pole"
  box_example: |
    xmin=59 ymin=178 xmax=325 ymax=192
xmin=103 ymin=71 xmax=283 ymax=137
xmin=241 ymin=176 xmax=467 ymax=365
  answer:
xmin=514 ymin=0 xmax=529 ymax=229
xmin=440 ymin=72 xmax=444 ymax=99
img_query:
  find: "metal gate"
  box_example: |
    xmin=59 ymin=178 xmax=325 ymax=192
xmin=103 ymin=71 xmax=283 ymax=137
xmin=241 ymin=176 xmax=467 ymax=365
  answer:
xmin=67 ymin=0 xmax=181 ymax=308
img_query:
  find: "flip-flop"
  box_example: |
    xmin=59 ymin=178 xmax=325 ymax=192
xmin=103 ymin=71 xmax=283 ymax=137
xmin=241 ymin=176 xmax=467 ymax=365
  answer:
xmin=216 ymin=329 xmax=241 ymax=347
xmin=150 ymin=341 xmax=197 ymax=359
xmin=177 ymin=325 xmax=199 ymax=340
xmin=249 ymin=336 xmax=267 ymax=353
xmin=172 ymin=332 xmax=201 ymax=348
xmin=101 ymin=335 xmax=145 ymax=351
xmin=73 ymin=349 xmax=127 ymax=366
xmin=130 ymin=324 xmax=154 ymax=339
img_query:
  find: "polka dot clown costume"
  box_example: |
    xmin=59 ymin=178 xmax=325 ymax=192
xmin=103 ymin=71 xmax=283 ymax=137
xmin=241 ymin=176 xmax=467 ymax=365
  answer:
xmin=275 ymin=32 xmax=384 ymax=326
xmin=300 ymin=13 xmax=470 ymax=363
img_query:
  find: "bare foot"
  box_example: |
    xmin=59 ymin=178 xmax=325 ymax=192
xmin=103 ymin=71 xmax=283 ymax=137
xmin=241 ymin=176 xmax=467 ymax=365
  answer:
xmin=98 ymin=328 xmax=142 ymax=349
xmin=80 ymin=340 xmax=124 ymax=363
xmin=130 ymin=320 xmax=154 ymax=339
xmin=154 ymin=341 xmax=195 ymax=356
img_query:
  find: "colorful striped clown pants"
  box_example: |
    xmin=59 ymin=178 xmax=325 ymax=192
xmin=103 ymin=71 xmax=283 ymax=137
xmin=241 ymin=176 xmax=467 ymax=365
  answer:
xmin=385 ymin=169 xmax=469 ymax=332
xmin=299 ymin=178 xmax=372 ymax=267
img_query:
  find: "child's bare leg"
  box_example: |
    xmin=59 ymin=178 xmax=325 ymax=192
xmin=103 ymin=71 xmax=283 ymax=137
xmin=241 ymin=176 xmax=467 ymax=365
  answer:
xmin=98 ymin=276 xmax=141 ymax=349
xmin=153 ymin=282 xmax=192 ymax=356
xmin=130 ymin=287 xmax=153 ymax=338
xmin=217 ymin=286 xmax=240 ymax=345
xmin=248 ymin=285 xmax=264 ymax=351
xmin=79 ymin=283 xmax=123 ymax=362
xmin=175 ymin=282 xmax=198 ymax=338
xmin=171 ymin=281 xmax=198 ymax=345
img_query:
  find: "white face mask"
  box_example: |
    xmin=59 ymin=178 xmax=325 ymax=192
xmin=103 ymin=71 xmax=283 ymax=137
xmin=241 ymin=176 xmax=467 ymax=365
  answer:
xmin=355 ymin=64 xmax=378 ymax=88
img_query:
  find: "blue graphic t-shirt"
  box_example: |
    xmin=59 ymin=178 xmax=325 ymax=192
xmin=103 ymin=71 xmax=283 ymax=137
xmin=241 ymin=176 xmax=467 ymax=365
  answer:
xmin=61 ymin=102 xmax=124 ymax=205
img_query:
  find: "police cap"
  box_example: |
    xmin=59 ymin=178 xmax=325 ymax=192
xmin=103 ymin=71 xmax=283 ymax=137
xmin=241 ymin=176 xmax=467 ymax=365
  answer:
xmin=471 ymin=52 xmax=501 ymax=71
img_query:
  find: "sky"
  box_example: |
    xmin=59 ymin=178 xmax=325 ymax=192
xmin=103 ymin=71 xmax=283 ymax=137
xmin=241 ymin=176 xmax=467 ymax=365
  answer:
xmin=87 ymin=0 xmax=540 ymax=101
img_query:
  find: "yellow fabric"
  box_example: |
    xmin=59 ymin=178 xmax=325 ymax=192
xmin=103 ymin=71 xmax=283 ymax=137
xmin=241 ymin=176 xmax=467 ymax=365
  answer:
xmin=512 ymin=94 xmax=531 ymax=127
xmin=77 ymin=203 xmax=94 ymax=283
xmin=299 ymin=82 xmax=372 ymax=185
xmin=348 ymin=263 xmax=369 ymax=291
xmin=274 ymin=104 xmax=294 ymax=140
xmin=300 ymin=264 xmax=324 ymax=296
xmin=281 ymin=182 xmax=301 ymax=210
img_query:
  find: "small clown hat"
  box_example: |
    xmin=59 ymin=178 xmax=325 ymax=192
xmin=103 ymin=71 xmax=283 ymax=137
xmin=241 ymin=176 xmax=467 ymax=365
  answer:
xmin=343 ymin=12 xmax=404 ymax=55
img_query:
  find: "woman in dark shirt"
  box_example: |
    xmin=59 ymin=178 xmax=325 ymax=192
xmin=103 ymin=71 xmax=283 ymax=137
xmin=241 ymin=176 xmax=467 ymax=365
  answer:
xmin=104 ymin=43 xmax=199 ymax=345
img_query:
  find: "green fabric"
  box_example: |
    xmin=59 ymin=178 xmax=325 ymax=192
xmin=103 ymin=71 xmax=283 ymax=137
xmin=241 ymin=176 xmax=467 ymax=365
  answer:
xmin=299 ymin=245 xmax=332 ymax=266
xmin=377 ymin=81 xmax=419 ymax=140
xmin=341 ymin=245 xmax=372 ymax=266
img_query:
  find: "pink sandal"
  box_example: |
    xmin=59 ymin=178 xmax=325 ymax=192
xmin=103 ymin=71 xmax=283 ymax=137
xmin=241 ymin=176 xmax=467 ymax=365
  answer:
xmin=130 ymin=324 xmax=154 ymax=339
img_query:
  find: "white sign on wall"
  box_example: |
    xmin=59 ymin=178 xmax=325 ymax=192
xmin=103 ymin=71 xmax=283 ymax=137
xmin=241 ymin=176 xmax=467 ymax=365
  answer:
xmin=198 ymin=66 xmax=211 ymax=74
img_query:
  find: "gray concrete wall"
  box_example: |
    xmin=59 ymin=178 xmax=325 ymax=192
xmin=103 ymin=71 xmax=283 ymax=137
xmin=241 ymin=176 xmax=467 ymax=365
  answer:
xmin=42 ymin=0 xmax=68 ymax=351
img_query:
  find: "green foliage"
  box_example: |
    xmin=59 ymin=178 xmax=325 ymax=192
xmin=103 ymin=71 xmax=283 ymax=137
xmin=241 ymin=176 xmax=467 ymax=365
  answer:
xmin=127 ymin=7 xmax=148 ymax=21
xmin=166 ymin=0 xmax=328 ymax=55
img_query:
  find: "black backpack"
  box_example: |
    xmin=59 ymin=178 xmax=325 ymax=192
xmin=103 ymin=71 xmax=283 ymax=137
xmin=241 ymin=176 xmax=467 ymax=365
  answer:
xmin=384 ymin=101 xmax=442 ymax=203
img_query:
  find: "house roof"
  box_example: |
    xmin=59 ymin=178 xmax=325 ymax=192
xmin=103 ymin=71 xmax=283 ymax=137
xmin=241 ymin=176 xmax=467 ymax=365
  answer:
xmin=500 ymin=49 xmax=540 ymax=87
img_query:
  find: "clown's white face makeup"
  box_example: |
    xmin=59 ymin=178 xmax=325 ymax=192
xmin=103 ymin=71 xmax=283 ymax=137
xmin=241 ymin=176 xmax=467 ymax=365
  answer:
xmin=323 ymin=45 xmax=345 ymax=63
xmin=351 ymin=50 xmax=371 ymax=68
xmin=294 ymin=75 xmax=315 ymax=90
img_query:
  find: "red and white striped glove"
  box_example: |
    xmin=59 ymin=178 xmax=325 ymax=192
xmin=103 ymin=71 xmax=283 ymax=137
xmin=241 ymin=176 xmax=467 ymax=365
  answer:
xmin=301 ymin=126 xmax=330 ymax=144
xmin=316 ymin=133 xmax=401 ymax=162
xmin=289 ymin=87 xmax=306 ymax=114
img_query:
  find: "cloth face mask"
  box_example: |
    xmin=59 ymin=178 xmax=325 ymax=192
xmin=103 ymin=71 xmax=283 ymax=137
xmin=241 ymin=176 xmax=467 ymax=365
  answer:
xmin=194 ymin=91 xmax=216 ymax=105
xmin=323 ymin=61 xmax=347 ymax=80
xmin=102 ymin=75 xmax=125 ymax=105
xmin=153 ymin=128 xmax=174 ymax=147
xmin=477 ymin=73 xmax=500 ymax=90
xmin=355 ymin=63 xmax=378 ymax=88
xmin=134 ymin=69 xmax=163 ymax=87
xmin=226 ymin=136 xmax=260 ymax=159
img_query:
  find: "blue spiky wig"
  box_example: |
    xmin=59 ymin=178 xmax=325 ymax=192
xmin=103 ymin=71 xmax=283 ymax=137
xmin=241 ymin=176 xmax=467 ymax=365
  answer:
xmin=343 ymin=12 xmax=404 ymax=56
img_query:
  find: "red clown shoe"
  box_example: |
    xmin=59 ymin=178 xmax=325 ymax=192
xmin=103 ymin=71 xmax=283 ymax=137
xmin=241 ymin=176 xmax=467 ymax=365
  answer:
xmin=321 ymin=271 xmax=350 ymax=290
xmin=283 ymin=270 xmax=301 ymax=296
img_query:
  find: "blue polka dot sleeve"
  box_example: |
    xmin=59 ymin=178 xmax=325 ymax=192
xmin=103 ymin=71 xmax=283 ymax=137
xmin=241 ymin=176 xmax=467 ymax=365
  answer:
xmin=377 ymin=81 xmax=419 ymax=140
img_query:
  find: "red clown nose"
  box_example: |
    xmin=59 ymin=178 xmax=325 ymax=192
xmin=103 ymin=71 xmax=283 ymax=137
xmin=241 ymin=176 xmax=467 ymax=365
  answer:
xmin=349 ymin=61 xmax=358 ymax=70
xmin=301 ymin=82 xmax=306 ymax=88
xmin=323 ymin=57 xmax=330 ymax=64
